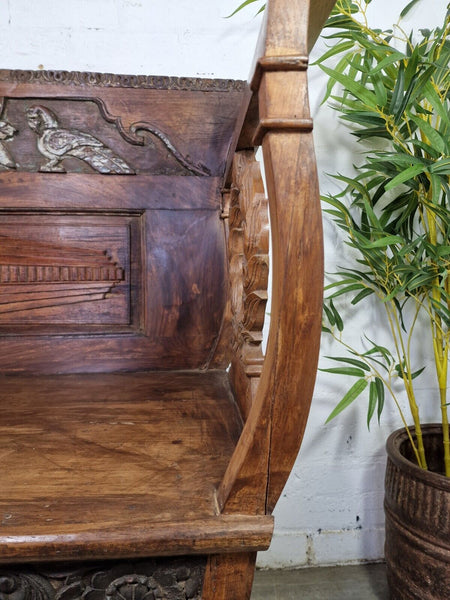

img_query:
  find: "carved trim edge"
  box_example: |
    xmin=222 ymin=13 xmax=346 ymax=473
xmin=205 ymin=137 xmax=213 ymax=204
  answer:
xmin=0 ymin=69 xmax=247 ymax=92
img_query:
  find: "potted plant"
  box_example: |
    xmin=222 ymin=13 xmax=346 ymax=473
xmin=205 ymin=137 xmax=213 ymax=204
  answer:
xmin=315 ymin=1 xmax=449 ymax=597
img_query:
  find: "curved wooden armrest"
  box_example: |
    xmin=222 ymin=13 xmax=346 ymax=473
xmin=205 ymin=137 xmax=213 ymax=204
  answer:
xmin=219 ymin=0 xmax=334 ymax=515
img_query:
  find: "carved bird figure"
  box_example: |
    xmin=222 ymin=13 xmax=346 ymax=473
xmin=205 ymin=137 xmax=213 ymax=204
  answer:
xmin=26 ymin=104 xmax=135 ymax=174
xmin=0 ymin=119 xmax=18 ymax=169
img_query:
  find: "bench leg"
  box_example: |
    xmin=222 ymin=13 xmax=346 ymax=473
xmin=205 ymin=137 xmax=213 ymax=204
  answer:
xmin=202 ymin=552 xmax=257 ymax=599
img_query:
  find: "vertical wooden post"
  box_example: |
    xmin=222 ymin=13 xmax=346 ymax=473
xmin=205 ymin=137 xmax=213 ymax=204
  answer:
xmin=219 ymin=0 xmax=329 ymax=515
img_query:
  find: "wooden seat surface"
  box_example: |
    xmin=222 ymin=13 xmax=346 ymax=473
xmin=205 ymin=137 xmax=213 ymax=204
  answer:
xmin=0 ymin=370 xmax=272 ymax=563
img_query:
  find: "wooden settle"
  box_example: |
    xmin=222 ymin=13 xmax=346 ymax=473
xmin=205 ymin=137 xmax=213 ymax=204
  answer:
xmin=0 ymin=1 xmax=335 ymax=598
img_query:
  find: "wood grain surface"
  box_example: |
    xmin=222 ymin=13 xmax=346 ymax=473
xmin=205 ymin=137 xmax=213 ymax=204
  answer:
xmin=0 ymin=370 xmax=272 ymax=562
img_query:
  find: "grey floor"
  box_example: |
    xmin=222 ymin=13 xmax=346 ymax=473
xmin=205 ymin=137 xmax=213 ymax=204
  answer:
xmin=251 ymin=563 xmax=388 ymax=599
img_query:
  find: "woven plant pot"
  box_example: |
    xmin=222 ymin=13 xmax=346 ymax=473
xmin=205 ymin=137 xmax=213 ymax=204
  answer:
xmin=385 ymin=425 xmax=450 ymax=599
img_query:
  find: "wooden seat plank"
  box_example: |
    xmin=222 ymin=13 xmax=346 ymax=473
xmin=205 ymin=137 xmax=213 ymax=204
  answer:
xmin=0 ymin=371 xmax=275 ymax=562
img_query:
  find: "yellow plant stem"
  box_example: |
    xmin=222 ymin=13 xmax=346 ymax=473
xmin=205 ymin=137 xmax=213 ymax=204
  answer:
xmin=331 ymin=322 xmax=424 ymax=469
xmin=433 ymin=317 xmax=450 ymax=476
xmin=424 ymin=192 xmax=450 ymax=475
xmin=385 ymin=301 xmax=428 ymax=469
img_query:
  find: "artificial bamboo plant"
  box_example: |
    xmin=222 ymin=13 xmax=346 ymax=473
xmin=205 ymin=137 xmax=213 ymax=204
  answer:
xmin=230 ymin=0 xmax=450 ymax=476
xmin=317 ymin=0 xmax=450 ymax=476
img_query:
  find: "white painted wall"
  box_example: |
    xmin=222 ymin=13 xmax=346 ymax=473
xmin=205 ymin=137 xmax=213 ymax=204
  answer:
xmin=0 ymin=0 xmax=443 ymax=569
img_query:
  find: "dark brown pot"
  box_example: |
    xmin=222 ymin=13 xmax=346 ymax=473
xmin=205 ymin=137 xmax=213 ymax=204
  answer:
xmin=384 ymin=424 xmax=450 ymax=600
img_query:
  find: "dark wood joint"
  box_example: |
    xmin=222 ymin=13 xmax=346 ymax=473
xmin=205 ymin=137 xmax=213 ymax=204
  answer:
xmin=252 ymin=117 xmax=314 ymax=146
xmin=250 ymin=55 xmax=309 ymax=92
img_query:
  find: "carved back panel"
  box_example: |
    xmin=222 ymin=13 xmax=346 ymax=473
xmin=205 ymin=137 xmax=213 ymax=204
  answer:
xmin=0 ymin=70 xmax=246 ymax=373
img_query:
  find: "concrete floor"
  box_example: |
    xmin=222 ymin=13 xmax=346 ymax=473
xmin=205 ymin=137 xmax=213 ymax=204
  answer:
xmin=251 ymin=563 xmax=388 ymax=599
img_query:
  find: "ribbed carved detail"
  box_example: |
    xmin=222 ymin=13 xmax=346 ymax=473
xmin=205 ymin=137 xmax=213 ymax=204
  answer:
xmin=227 ymin=151 xmax=269 ymax=417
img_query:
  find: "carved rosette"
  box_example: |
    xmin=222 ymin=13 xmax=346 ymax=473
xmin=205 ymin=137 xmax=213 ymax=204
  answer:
xmin=0 ymin=573 xmax=55 ymax=600
xmin=227 ymin=150 xmax=269 ymax=416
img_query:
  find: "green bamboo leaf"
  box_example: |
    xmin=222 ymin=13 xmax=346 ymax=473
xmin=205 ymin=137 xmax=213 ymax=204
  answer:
xmin=400 ymin=0 xmax=423 ymax=18
xmin=314 ymin=41 xmax=355 ymax=64
xmin=429 ymin=158 xmax=450 ymax=174
xmin=322 ymin=303 xmax=336 ymax=327
xmin=324 ymin=356 xmax=371 ymax=371
xmin=411 ymin=366 xmax=426 ymax=380
xmin=363 ymin=338 xmax=393 ymax=363
xmin=410 ymin=139 xmax=440 ymax=159
xmin=389 ymin=61 xmax=405 ymax=115
xmin=330 ymin=299 xmax=344 ymax=332
xmin=351 ymin=287 xmax=374 ymax=304
xmin=225 ymin=0 xmax=263 ymax=17
xmin=320 ymin=64 xmax=379 ymax=108
xmin=327 ymin=283 xmax=366 ymax=299
xmin=384 ymin=164 xmax=428 ymax=190
xmin=404 ymin=46 xmax=420 ymax=88
xmin=423 ymin=82 xmax=450 ymax=129
xmin=430 ymin=173 xmax=441 ymax=206
xmin=340 ymin=112 xmax=386 ymax=127
xmin=367 ymin=381 xmax=377 ymax=429
xmin=375 ymin=377 xmax=385 ymax=422
xmin=370 ymin=51 xmax=405 ymax=74
xmin=371 ymin=73 xmax=388 ymax=107
xmin=320 ymin=367 xmax=367 ymax=377
xmin=322 ymin=54 xmax=352 ymax=104
xmin=325 ymin=379 xmax=369 ymax=423
xmin=409 ymin=114 xmax=447 ymax=154
xmin=361 ymin=235 xmax=404 ymax=249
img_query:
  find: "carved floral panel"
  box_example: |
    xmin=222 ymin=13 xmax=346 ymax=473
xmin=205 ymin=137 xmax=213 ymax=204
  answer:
xmin=0 ymin=558 xmax=206 ymax=600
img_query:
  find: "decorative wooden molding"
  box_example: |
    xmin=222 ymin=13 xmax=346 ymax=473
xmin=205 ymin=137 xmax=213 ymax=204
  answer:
xmin=0 ymin=236 xmax=124 ymax=314
xmin=250 ymin=54 xmax=309 ymax=92
xmin=252 ymin=116 xmax=313 ymax=146
xmin=0 ymin=69 xmax=246 ymax=92
xmin=0 ymin=558 xmax=206 ymax=600
xmin=226 ymin=150 xmax=269 ymax=416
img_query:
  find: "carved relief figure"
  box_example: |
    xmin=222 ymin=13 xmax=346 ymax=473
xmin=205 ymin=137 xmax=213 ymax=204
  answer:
xmin=0 ymin=119 xmax=18 ymax=169
xmin=26 ymin=105 xmax=135 ymax=174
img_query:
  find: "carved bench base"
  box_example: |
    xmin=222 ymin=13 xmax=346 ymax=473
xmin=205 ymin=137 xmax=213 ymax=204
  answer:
xmin=0 ymin=557 xmax=206 ymax=600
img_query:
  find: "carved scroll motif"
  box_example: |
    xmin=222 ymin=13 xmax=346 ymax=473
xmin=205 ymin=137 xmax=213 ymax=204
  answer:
xmin=126 ymin=122 xmax=210 ymax=176
xmin=0 ymin=236 xmax=124 ymax=314
xmin=0 ymin=558 xmax=206 ymax=600
xmin=227 ymin=151 xmax=269 ymax=415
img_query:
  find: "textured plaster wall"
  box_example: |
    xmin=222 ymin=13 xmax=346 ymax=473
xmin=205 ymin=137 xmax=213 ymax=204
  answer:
xmin=0 ymin=0 xmax=443 ymax=569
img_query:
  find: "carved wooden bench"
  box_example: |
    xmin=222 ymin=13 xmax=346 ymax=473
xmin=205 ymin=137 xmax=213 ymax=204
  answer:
xmin=0 ymin=1 xmax=334 ymax=598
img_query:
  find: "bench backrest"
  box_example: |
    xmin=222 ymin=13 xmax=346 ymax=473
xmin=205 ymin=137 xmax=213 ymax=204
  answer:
xmin=0 ymin=72 xmax=247 ymax=373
